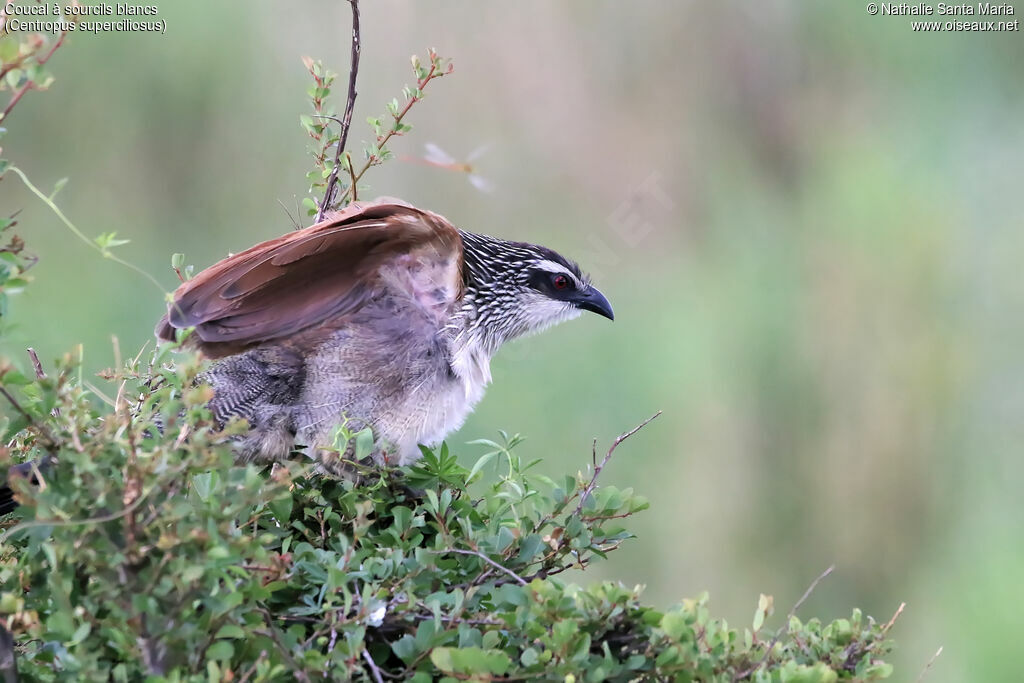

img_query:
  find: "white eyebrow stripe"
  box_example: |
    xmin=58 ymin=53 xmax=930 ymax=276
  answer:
xmin=534 ymin=259 xmax=585 ymax=288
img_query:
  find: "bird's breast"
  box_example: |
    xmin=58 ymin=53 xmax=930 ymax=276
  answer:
xmin=448 ymin=336 xmax=492 ymax=404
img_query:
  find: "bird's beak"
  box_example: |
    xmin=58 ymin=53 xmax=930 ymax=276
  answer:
xmin=575 ymin=286 xmax=614 ymax=321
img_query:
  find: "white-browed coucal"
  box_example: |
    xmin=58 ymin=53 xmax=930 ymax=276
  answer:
xmin=0 ymin=198 xmax=612 ymax=513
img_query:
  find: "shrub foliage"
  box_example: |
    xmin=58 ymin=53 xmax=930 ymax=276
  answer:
xmin=0 ymin=350 xmax=897 ymax=681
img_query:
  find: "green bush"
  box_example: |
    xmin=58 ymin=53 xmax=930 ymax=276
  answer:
xmin=0 ymin=349 xmax=896 ymax=681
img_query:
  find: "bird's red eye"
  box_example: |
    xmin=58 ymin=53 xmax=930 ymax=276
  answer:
xmin=553 ymin=274 xmax=570 ymax=290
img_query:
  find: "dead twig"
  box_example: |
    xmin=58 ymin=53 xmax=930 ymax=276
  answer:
xmin=881 ymin=601 xmax=905 ymax=636
xmin=440 ymin=548 xmax=527 ymax=586
xmin=842 ymin=600 xmax=906 ymax=672
xmin=315 ymin=0 xmax=361 ymax=222
xmin=575 ymin=411 xmax=661 ymax=515
xmin=733 ymin=565 xmax=836 ymax=681
xmin=916 ymin=646 xmax=943 ymax=682
xmin=362 ymin=648 xmax=385 ymax=683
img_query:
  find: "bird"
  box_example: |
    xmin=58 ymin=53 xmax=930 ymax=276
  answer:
xmin=155 ymin=197 xmax=613 ymax=468
xmin=0 ymin=198 xmax=613 ymax=512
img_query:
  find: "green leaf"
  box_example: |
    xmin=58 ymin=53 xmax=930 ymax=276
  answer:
xmin=181 ymin=565 xmax=205 ymax=582
xmin=214 ymin=624 xmax=246 ymax=639
xmin=467 ymin=449 xmax=499 ymax=483
xmin=94 ymin=231 xmax=130 ymax=250
xmin=192 ymin=471 xmax=217 ymax=501
xmin=430 ymin=647 xmax=511 ymax=676
xmin=660 ymin=611 xmax=691 ymax=641
xmin=753 ymin=593 xmax=773 ymax=632
xmin=50 ymin=177 xmax=68 ymax=199
xmin=353 ymin=427 xmax=374 ymax=460
xmin=205 ymin=640 xmax=234 ymax=661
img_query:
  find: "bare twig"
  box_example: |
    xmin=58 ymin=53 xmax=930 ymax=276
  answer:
xmin=236 ymin=651 xmax=270 ymax=683
xmin=733 ymin=565 xmax=836 ymax=681
xmin=790 ymin=565 xmax=835 ymax=618
xmin=575 ymin=411 xmax=661 ymax=515
xmin=345 ymin=151 xmax=358 ymax=202
xmin=842 ymin=600 xmax=906 ymax=672
xmin=315 ymin=0 xmax=361 ymax=223
xmin=916 ymin=646 xmax=943 ymax=682
xmin=440 ymin=548 xmax=527 ymax=586
xmin=276 ymin=198 xmax=302 ymax=231
xmin=362 ymin=649 xmax=385 ymax=683
xmin=1 ymin=82 xmax=32 ymax=122
xmin=880 ymin=601 xmax=905 ymax=635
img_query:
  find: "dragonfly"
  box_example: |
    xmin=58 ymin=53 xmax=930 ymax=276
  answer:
xmin=402 ymin=142 xmax=495 ymax=193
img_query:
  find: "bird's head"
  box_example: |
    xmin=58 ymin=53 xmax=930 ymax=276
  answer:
xmin=457 ymin=232 xmax=614 ymax=353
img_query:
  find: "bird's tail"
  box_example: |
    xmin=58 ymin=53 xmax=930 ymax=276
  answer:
xmin=0 ymin=483 xmax=16 ymax=516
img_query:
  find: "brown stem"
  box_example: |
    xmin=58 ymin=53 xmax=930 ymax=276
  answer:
xmin=37 ymin=30 xmax=67 ymax=67
xmin=345 ymin=151 xmax=358 ymax=202
xmin=338 ymin=59 xmax=450 ymax=206
xmin=1 ymin=82 xmax=33 ymax=122
xmin=574 ymin=411 xmax=661 ymax=515
xmin=0 ymin=30 xmax=66 ymax=123
xmin=315 ymin=0 xmax=361 ymax=223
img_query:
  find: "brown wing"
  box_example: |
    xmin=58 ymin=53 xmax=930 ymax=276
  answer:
xmin=155 ymin=198 xmax=464 ymax=358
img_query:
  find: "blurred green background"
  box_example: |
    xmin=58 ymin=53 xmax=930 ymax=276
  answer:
xmin=2 ymin=1 xmax=1022 ymax=679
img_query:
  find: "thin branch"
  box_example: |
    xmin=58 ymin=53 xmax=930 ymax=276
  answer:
xmin=276 ymin=198 xmax=302 ymax=231
xmin=916 ymin=646 xmax=943 ymax=682
xmin=880 ymin=601 xmax=905 ymax=636
xmin=0 ymin=29 xmax=66 ymax=123
xmin=789 ymin=564 xmax=834 ymax=617
xmin=733 ymin=565 xmax=836 ymax=681
xmin=236 ymin=651 xmax=270 ymax=683
xmin=338 ymin=54 xmax=452 ymax=206
xmin=841 ymin=600 xmax=905 ymax=672
xmin=37 ymin=30 xmax=68 ymax=67
xmin=362 ymin=649 xmax=385 ymax=683
xmin=315 ymin=0 xmax=361 ymax=223
xmin=439 ymin=548 xmax=527 ymax=586
xmin=345 ymin=151 xmax=358 ymax=202
xmin=575 ymin=411 xmax=661 ymax=515
xmin=1 ymin=82 xmax=32 ymax=122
